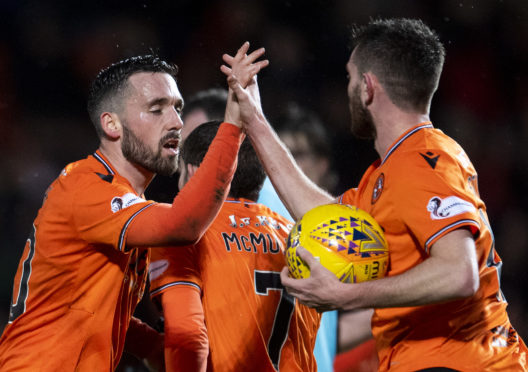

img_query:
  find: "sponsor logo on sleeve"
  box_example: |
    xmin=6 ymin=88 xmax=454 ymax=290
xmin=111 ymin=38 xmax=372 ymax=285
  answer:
xmin=110 ymin=193 xmax=145 ymax=213
xmin=148 ymin=259 xmax=169 ymax=281
xmin=427 ymin=196 xmax=476 ymax=220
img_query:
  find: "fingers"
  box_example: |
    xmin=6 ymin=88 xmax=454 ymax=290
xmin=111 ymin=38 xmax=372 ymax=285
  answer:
xmin=253 ymin=59 xmax=270 ymax=73
xmin=235 ymin=41 xmax=250 ymax=58
xmin=222 ymin=54 xmax=234 ymax=65
xmin=295 ymin=246 xmax=318 ymax=268
xmin=226 ymin=74 xmax=246 ymax=99
xmin=246 ymin=47 xmax=266 ymax=64
xmin=280 ymin=268 xmax=302 ymax=298
xmin=220 ymin=64 xmax=232 ymax=76
xmin=280 ymin=266 xmax=292 ymax=282
xmin=222 ymin=43 xmax=269 ymax=69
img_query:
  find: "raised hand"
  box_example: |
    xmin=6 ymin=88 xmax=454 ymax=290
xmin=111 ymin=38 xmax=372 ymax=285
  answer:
xmin=221 ymin=42 xmax=268 ymax=127
xmin=221 ymin=42 xmax=269 ymax=88
xmin=280 ymin=246 xmax=342 ymax=312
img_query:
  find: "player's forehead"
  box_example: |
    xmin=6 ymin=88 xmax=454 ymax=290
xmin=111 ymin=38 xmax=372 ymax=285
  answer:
xmin=127 ymin=71 xmax=182 ymax=104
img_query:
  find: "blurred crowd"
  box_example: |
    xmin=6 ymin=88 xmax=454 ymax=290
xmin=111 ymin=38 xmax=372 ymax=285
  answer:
xmin=1 ymin=0 xmax=527 ymax=365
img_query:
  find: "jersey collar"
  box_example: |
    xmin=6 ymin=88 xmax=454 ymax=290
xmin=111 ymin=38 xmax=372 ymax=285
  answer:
xmin=93 ymin=150 xmax=117 ymax=175
xmin=225 ymin=197 xmax=258 ymax=205
xmin=380 ymin=122 xmax=433 ymax=165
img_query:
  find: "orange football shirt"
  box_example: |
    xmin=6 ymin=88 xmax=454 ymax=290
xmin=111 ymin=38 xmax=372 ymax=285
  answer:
xmin=0 ymin=151 xmax=154 ymax=371
xmin=150 ymin=198 xmax=320 ymax=372
xmin=340 ymin=123 xmax=527 ymax=371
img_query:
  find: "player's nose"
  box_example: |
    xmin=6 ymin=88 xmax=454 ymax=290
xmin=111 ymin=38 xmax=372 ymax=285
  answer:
xmin=168 ymin=106 xmax=184 ymax=131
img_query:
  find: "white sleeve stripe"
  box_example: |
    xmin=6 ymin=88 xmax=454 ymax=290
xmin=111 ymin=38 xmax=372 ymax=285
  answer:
xmin=118 ymin=202 xmax=156 ymax=251
xmin=425 ymin=219 xmax=480 ymax=253
xmin=150 ymin=281 xmax=201 ymax=297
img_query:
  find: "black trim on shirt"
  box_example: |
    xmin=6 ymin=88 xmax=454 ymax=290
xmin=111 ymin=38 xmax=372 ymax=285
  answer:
xmin=118 ymin=203 xmax=156 ymax=251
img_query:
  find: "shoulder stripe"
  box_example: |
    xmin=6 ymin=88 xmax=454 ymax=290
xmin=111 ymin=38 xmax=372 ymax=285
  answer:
xmin=93 ymin=152 xmax=115 ymax=175
xmin=425 ymin=219 xmax=480 ymax=253
xmin=381 ymin=123 xmax=433 ymax=165
xmin=118 ymin=203 xmax=156 ymax=251
xmin=150 ymin=281 xmax=201 ymax=297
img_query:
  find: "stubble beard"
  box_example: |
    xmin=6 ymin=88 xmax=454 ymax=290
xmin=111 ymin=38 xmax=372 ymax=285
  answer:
xmin=121 ymin=123 xmax=179 ymax=177
xmin=349 ymin=84 xmax=377 ymax=140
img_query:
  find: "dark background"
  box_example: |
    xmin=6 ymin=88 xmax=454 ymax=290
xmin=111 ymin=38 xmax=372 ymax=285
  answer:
xmin=1 ymin=0 xmax=527 ymax=369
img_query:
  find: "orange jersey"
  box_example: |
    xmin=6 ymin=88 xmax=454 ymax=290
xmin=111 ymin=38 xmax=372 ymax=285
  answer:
xmin=340 ymin=123 xmax=527 ymax=371
xmin=0 ymin=151 xmax=154 ymax=371
xmin=150 ymin=198 xmax=320 ymax=372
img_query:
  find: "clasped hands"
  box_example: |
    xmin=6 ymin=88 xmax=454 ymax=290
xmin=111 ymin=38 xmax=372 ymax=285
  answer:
xmin=221 ymin=42 xmax=268 ymax=129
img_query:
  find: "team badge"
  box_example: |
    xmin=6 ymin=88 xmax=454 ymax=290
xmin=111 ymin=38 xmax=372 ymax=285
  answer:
xmin=371 ymin=173 xmax=384 ymax=204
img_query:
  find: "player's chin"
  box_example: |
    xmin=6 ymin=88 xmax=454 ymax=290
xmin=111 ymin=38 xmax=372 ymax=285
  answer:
xmin=155 ymin=158 xmax=179 ymax=177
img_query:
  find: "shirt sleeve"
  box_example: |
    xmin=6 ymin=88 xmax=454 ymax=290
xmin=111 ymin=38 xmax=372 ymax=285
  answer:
xmin=161 ymin=285 xmax=208 ymax=372
xmin=391 ymin=149 xmax=482 ymax=253
xmin=339 ymin=187 xmax=358 ymax=206
xmin=125 ymin=123 xmax=244 ymax=247
xmin=149 ymin=245 xmax=202 ymax=299
xmin=71 ymin=172 xmax=154 ymax=251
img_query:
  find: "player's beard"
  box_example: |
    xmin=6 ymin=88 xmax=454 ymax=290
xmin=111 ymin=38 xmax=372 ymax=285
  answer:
xmin=121 ymin=123 xmax=179 ymax=176
xmin=349 ymin=84 xmax=377 ymax=140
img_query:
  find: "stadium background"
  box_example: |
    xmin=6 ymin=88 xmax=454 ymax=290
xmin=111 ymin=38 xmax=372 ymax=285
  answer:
xmin=0 ymin=0 xmax=526 ymax=369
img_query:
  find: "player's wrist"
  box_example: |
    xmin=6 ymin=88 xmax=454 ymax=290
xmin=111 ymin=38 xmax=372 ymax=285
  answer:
xmin=245 ymin=114 xmax=271 ymax=138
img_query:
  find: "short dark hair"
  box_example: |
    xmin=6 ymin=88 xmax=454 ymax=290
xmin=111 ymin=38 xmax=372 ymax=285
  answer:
xmin=87 ymin=55 xmax=178 ymax=138
xmin=182 ymin=121 xmax=265 ymax=201
xmin=350 ymin=18 xmax=445 ymax=112
xmin=182 ymin=88 xmax=228 ymax=121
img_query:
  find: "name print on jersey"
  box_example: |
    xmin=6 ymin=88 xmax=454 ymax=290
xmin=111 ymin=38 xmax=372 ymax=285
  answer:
xmin=228 ymin=214 xmax=285 ymax=229
xmin=222 ymin=214 xmax=292 ymax=254
xmin=222 ymin=232 xmax=283 ymax=254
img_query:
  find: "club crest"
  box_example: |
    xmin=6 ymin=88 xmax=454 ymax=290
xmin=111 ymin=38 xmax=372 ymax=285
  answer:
xmin=371 ymin=173 xmax=384 ymax=204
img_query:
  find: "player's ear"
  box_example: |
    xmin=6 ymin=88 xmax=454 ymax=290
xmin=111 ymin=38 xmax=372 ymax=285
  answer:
xmin=101 ymin=112 xmax=122 ymax=140
xmin=186 ymin=163 xmax=199 ymax=178
xmin=362 ymin=73 xmax=375 ymax=106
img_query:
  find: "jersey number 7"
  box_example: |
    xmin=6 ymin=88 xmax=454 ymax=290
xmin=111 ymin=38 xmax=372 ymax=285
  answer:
xmin=254 ymin=270 xmax=295 ymax=370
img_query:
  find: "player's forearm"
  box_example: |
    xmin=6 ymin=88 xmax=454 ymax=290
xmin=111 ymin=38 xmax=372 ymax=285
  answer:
xmin=171 ymin=122 xmax=243 ymax=240
xmin=336 ymin=252 xmax=477 ymax=311
xmin=162 ymin=286 xmax=208 ymax=372
xmin=127 ymin=123 xmax=243 ymax=246
xmin=246 ymin=115 xmax=333 ymax=220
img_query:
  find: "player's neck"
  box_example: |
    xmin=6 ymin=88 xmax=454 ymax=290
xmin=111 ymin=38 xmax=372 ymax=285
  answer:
xmin=373 ymin=110 xmax=431 ymax=158
xmin=97 ymin=145 xmax=154 ymax=195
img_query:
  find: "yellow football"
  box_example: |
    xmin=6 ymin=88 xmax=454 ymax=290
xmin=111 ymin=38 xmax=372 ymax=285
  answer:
xmin=286 ymin=203 xmax=388 ymax=283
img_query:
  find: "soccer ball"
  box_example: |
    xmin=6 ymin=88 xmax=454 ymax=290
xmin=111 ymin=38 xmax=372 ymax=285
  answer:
xmin=286 ymin=203 xmax=388 ymax=283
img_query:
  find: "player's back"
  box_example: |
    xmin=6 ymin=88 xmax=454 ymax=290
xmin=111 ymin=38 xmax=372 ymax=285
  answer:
xmin=199 ymin=198 xmax=319 ymax=372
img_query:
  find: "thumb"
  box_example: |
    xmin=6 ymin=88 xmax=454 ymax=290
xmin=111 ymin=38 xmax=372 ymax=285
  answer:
xmin=295 ymin=246 xmax=319 ymax=269
xmin=227 ymin=74 xmax=246 ymax=97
